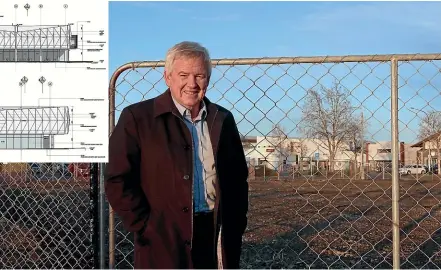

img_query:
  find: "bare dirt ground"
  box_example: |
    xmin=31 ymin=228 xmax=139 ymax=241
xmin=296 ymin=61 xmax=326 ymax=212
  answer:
xmin=240 ymin=175 xmax=441 ymax=269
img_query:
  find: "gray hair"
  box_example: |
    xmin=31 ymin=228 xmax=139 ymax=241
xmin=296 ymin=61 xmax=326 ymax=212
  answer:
xmin=164 ymin=41 xmax=212 ymax=77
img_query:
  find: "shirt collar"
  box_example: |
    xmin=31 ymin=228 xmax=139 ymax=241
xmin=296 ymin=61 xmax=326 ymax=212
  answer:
xmin=171 ymin=95 xmax=207 ymax=121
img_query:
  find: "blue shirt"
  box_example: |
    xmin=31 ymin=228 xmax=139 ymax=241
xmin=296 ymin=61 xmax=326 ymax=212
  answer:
xmin=172 ymin=97 xmax=217 ymax=213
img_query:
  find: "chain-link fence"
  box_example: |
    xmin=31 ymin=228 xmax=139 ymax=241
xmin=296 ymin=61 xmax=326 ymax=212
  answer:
xmin=0 ymin=162 xmax=99 ymax=269
xmin=106 ymin=53 xmax=441 ymax=269
xmin=1 ymin=54 xmax=440 ymax=269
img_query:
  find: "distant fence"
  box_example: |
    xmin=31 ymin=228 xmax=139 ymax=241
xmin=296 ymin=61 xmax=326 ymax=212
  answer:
xmin=106 ymin=53 xmax=441 ymax=269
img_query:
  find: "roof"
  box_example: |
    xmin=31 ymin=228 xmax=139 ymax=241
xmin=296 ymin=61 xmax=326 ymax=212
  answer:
xmin=411 ymin=131 xmax=441 ymax=147
xmin=241 ymin=136 xmax=257 ymax=144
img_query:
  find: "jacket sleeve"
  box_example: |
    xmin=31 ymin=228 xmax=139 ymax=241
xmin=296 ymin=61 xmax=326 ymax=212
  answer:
xmin=104 ymin=107 xmax=150 ymax=233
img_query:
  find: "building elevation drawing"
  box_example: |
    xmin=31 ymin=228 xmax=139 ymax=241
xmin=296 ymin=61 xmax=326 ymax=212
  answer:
xmin=0 ymin=24 xmax=81 ymax=62
xmin=0 ymin=106 xmax=70 ymax=149
xmin=0 ymin=2 xmax=107 ymax=64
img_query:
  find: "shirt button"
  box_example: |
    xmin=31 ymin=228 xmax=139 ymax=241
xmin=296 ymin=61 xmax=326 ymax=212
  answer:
xmin=183 ymin=175 xmax=190 ymax=180
xmin=182 ymin=207 xmax=189 ymax=212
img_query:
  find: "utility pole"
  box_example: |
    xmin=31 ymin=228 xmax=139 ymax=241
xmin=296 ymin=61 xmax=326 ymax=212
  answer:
xmin=361 ymin=112 xmax=365 ymax=180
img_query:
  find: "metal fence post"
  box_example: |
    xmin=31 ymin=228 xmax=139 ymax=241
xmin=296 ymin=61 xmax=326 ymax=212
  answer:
xmin=391 ymin=58 xmax=400 ymax=269
xmin=90 ymin=163 xmax=100 ymax=269
xmin=99 ymin=162 xmax=107 ymax=269
xmin=108 ymin=66 xmax=118 ymax=270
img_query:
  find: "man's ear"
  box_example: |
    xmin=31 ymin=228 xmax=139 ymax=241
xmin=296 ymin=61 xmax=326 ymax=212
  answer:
xmin=164 ymin=70 xmax=170 ymax=87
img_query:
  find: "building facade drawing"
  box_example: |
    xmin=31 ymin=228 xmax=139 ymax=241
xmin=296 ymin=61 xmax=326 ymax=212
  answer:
xmin=0 ymin=106 xmax=70 ymax=149
xmin=0 ymin=24 xmax=78 ymax=62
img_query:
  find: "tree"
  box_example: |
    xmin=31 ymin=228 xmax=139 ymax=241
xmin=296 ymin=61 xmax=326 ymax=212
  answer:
xmin=299 ymin=82 xmax=359 ymax=172
xmin=346 ymin=114 xmax=368 ymax=178
xmin=418 ymin=110 xmax=441 ymax=175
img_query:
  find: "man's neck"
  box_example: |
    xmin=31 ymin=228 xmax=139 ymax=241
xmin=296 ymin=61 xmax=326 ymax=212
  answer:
xmin=171 ymin=95 xmax=203 ymax=120
xmin=189 ymin=104 xmax=202 ymax=120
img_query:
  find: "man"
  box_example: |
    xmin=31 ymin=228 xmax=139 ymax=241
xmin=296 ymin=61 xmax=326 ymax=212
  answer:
xmin=105 ymin=41 xmax=249 ymax=269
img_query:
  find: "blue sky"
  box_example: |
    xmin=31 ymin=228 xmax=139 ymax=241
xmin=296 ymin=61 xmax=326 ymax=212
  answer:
xmin=109 ymin=1 xmax=441 ymax=144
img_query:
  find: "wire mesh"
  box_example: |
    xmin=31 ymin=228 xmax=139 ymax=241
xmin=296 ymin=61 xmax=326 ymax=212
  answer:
xmin=0 ymin=162 xmax=95 ymax=268
xmin=108 ymin=54 xmax=441 ymax=269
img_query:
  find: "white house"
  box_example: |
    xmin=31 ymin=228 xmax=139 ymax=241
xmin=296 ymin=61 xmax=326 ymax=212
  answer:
xmin=365 ymin=141 xmax=420 ymax=171
xmin=242 ymin=136 xmax=363 ymax=171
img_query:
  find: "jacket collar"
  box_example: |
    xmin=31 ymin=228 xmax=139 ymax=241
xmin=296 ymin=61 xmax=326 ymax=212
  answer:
xmin=153 ymin=89 xmax=218 ymax=118
xmin=154 ymin=88 xmax=223 ymax=161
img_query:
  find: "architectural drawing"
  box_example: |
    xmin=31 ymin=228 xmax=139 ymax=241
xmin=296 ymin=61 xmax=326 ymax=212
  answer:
xmin=0 ymin=0 xmax=109 ymax=162
xmin=0 ymin=72 xmax=107 ymax=162
xmin=0 ymin=106 xmax=70 ymax=149
xmin=0 ymin=24 xmax=80 ymax=62
xmin=0 ymin=3 xmax=106 ymax=64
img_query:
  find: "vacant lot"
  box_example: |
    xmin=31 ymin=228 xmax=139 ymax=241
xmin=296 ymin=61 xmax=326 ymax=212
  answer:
xmin=241 ymin=175 xmax=441 ymax=269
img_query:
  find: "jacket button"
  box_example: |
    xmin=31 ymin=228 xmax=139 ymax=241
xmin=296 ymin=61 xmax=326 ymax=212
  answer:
xmin=184 ymin=240 xmax=191 ymax=246
xmin=182 ymin=207 xmax=189 ymax=212
xmin=183 ymin=175 xmax=190 ymax=180
xmin=184 ymin=145 xmax=190 ymax=150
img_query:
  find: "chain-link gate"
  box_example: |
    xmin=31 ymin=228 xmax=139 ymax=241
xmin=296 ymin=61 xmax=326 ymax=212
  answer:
xmin=0 ymin=162 xmax=100 ymax=269
xmin=107 ymin=54 xmax=441 ymax=269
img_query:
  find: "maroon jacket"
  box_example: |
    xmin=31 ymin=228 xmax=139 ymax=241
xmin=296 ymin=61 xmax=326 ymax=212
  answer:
xmin=104 ymin=89 xmax=249 ymax=269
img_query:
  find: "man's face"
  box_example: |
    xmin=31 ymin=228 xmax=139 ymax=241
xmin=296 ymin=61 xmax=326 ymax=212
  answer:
xmin=164 ymin=56 xmax=209 ymax=110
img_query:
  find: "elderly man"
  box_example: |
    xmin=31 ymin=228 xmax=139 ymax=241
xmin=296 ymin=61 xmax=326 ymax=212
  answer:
xmin=105 ymin=41 xmax=249 ymax=269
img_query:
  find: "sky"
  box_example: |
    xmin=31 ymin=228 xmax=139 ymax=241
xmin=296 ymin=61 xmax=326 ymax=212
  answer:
xmin=109 ymin=1 xmax=441 ymax=145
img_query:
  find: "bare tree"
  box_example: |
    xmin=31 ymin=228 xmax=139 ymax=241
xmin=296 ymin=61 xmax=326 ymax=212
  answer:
xmin=346 ymin=114 xmax=368 ymax=178
xmin=299 ymin=82 xmax=357 ymax=172
xmin=418 ymin=110 xmax=441 ymax=175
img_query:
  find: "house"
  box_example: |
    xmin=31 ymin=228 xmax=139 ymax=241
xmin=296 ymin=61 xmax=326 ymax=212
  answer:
xmin=410 ymin=131 xmax=441 ymax=169
xmin=242 ymin=135 xmax=424 ymax=173
xmin=242 ymin=135 xmax=362 ymax=171
xmin=365 ymin=141 xmax=420 ymax=171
